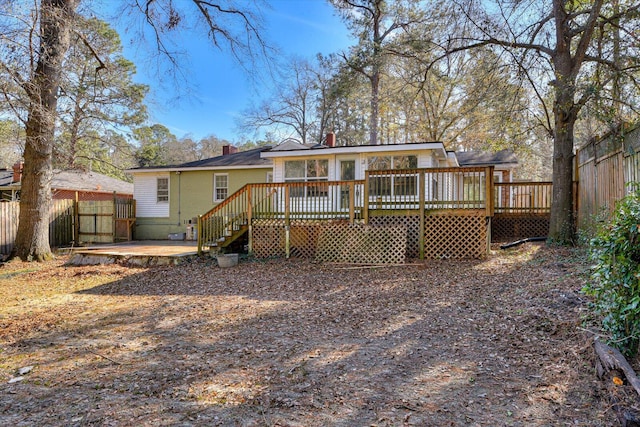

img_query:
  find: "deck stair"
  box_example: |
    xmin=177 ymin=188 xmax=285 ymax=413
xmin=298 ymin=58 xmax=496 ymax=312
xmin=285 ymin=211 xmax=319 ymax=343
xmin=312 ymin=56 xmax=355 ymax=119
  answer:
xmin=198 ymin=186 xmax=252 ymax=253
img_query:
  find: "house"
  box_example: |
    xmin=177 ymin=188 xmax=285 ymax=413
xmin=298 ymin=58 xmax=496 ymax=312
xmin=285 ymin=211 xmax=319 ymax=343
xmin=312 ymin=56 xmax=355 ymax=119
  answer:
xmin=0 ymin=162 xmax=133 ymax=202
xmin=188 ymin=136 xmax=526 ymax=260
xmin=126 ymin=134 xmax=528 ymax=259
xmin=126 ymin=146 xmax=273 ymax=240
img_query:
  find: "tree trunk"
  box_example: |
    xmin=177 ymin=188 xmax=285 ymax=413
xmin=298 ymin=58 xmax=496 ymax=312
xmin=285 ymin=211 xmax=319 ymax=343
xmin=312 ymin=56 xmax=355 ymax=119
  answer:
xmin=370 ymin=72 xmax=380 ymax=145
xmin=549 ymin=101 xmax=576 ymax=244
xmin=13 ymin=0 xmax=77 ymax=261
xmin=548 ymin=0 xmax=578 ymax=244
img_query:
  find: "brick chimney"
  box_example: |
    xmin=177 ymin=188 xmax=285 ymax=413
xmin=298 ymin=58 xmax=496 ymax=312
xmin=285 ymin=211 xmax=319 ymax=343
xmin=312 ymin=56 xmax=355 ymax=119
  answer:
xmin=325 ymin=132 xmax=336 ymax=147
xmin=12 ymin=162 xmax=23 ymax=183
xmin=222 ymin=145 xmax=238 ymax=155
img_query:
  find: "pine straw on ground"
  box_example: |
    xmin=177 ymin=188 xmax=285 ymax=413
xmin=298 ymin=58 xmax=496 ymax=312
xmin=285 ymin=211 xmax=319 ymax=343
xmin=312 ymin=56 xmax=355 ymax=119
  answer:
xmin=0 ymin=243 xmax=622 ymax=426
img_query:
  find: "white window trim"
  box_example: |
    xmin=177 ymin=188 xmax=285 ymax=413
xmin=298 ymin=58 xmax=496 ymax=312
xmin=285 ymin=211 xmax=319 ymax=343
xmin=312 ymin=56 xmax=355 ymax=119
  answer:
xmin=214 ymin=173 xmax=229 ymax=202
xmin=156 ymin=177 xmax=169 ymax=203
xmin=284 ymin=159 xmax=329 ymax=183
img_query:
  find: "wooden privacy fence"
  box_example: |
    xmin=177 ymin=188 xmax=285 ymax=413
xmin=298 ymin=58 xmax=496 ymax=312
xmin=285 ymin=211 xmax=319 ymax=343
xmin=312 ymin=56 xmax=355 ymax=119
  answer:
xmin=199 ymin=167 xmax=499 ymax=260
xmin=1 ymin=200 xmax=74 ymax=256
xmin=0 ymin=195 xmax=135 ymax=256
xmin=576 ymin=125 xmax=640 ymax=229
xmin=0 ymin=202 xmax=19 ymax=255
xmin=77 ymin=197 xmax=135 ymax=243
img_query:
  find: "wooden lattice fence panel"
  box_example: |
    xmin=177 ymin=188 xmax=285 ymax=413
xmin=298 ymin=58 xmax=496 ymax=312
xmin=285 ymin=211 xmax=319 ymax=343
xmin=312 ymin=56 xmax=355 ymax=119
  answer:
xmin=315 ymin=223 xmax=406 ymax=264
xmin=289 ymin=220 xmax=349 ymax=259
xmin=370 ymin=215 xmax=420 ymax=258
xmin=492 ymin=214 xmax=550 ymax=242
xmin=424 ymin=215 xmax=487 ymax=259
xmin=252 ymin=221 xmax=286 ymax=258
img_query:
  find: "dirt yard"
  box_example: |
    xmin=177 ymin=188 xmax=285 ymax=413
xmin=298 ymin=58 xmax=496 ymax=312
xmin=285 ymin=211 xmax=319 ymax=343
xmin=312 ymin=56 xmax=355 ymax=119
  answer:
xmin=0 ymin=243 xmax=629 ymax=426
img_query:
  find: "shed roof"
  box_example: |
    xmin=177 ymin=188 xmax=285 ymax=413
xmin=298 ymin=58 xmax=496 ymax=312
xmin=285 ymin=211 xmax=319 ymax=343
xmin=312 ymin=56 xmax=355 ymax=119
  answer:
xmin=455 ymin=149 xmax=518 ymax=167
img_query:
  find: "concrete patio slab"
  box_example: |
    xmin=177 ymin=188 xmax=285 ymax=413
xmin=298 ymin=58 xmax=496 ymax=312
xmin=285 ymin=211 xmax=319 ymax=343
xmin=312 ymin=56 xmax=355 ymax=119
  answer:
xmin=64 ymin=241 xmax=200 ymax=266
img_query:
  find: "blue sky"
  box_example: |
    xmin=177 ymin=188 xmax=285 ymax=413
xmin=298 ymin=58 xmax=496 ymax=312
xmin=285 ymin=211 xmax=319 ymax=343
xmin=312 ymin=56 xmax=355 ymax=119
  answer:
xmin=107 ymin=0 xmax=352 ymax=143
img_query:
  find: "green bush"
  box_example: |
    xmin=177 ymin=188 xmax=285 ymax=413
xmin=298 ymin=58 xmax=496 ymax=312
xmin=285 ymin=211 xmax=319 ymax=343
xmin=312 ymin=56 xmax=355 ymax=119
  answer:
xmin=583 ymin=186 xmax=640 ymax=357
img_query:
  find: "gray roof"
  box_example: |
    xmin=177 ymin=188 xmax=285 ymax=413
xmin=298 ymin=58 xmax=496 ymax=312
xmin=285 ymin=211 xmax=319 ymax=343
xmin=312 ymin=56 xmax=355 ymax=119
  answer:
xmin=0 ymin=169 xmax=133 ymax=195
xmin=0 ymin=170 xmax=13 ymax=186
xmin=269 ymin=140 xmax=319 ymax=151
xmin=129 ymin=146 xmax=273 ymax=171
xmin=50 ymin=170 xmax=133 ymax=194
xmin=455 ymin=149 xmax=518 ymax=167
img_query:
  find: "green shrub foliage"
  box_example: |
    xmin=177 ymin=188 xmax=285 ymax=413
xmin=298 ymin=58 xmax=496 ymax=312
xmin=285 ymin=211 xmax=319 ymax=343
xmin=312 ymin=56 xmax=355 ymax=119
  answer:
xmin=584 ymin=187 xmax=640 ymax=357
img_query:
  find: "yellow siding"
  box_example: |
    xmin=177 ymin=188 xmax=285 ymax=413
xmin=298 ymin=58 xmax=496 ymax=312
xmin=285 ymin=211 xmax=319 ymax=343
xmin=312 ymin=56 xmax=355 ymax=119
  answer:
xmin=135 ymin=168 xmax=271 ymax=240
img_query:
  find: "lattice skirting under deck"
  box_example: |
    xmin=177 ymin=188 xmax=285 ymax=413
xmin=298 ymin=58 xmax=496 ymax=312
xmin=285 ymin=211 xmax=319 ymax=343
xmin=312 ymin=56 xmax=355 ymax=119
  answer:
xmin=369 ymin=215 xmax=420 ymax=258
xmin=492 ymin=214 xmax=550 ymax=242
xmin=251 ymin=220 xmax=286 ymax=259
xmin=250 ymin=214 xmax=488 ymax=261
xmin=423 ymin=215 xmax=487 ymax=259
xmin=315 ymin=223 xmax=407 ymax=264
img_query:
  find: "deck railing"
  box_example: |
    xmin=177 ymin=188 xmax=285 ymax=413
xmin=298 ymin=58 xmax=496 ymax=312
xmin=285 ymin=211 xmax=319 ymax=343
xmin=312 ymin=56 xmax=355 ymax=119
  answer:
xmin=197 ymin=180 xmax=366 ymax=253
xmin=198 ymin=167 xmax=555 ymax=254
xmin=494 ymin=182 xmax=552 ymax=214
xmin=365 ymin=166 xmax=495 ymax=217
xmin=247 ymin=181 xmax=366 ymax=221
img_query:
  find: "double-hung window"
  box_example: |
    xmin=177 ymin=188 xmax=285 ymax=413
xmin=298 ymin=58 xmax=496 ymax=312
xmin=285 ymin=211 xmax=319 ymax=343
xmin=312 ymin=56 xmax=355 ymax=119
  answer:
xmin=157 ymin=177 xmax=169 ymax=203
xmin=284 ymin=159 xmax=329 ymax=197
xmin=214 ymin=174 xmax=229 ymax=202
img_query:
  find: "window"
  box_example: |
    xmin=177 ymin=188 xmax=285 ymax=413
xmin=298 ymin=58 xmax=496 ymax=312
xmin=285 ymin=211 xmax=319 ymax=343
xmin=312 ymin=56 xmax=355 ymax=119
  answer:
xmin=462 ymin=175 xmax=485 ymax=201
xmin=284 ymin=159 xmax=329 ymax=197
xmin=214 ymin=174 xmax=228 ymax=201
xmin=157 ymin=177 xmax=169 ymax=203
xmin=368 ymin=155 xmax=418 ymax=197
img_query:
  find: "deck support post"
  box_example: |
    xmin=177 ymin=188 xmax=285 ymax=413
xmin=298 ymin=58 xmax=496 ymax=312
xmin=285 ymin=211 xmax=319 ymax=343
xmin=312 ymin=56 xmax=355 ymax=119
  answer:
xmin=197 ymin=215 xmax=203 ymax=256
xmin=363 ymin=171 xmax=370 ymax=224
xmin=285 ymin=186 xmax=290 ymax=258
xmin=485 ymin=167 xmax=495 ymax=256
xmin=419 ymin=171 xmax=425 ymax=260
xmin=348 ymin=181 xmax=355 ymax=223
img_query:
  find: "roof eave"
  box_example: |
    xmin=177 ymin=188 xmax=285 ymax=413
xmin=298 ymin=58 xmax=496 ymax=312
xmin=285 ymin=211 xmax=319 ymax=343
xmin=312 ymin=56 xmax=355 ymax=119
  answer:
xmin=261 ymin=142 xmax=448 ymax=158
xmin=126 ymin=164 xmax=273 ymax=174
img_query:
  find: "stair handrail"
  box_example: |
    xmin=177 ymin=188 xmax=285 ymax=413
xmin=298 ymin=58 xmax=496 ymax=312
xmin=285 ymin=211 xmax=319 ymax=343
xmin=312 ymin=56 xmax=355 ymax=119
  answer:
xmin=198 ymin=185 xmax=250 ymax=254
xmin=197 ymin=184 xmax=285 ymax=254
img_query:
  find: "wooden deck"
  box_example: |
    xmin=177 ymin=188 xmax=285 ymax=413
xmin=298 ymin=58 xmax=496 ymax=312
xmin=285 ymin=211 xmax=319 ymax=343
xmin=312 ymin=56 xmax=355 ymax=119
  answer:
xmin=65 ymin=240 xmax=199 ymax=266
xmin=197 ymin=167 xmax=552 ymax=260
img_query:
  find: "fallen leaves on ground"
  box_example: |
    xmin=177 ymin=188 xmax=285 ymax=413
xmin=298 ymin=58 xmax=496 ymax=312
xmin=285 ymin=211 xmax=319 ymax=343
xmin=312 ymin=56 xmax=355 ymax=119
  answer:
xmin=0 ymin=244 xmax=623 ymax=426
